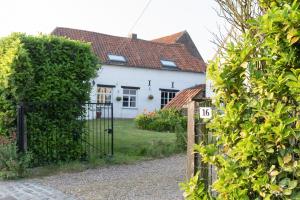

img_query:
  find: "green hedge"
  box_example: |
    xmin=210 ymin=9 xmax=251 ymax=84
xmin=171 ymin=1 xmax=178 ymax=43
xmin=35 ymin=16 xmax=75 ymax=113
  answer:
xmin=182 ymin=1 xmax=300 ymax=199
xmin=135 ymin=109 xmax=187 ymax=132
xmin=0 ymin=33 xmax=99 ymax=164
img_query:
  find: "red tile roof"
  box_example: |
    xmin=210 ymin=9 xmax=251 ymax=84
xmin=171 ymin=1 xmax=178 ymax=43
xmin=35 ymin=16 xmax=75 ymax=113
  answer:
xmin=152 ymin=31 xmax=186 ymax=44
xmin=52 ymin=27 xmax=206 ymax=73
xmin=164 ymin=84 xmax=205 ymax=109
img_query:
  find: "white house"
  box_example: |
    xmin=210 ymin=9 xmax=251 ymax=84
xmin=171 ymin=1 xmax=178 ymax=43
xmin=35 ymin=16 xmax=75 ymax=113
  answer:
xmin=52 ymin=27 xmax=207 ymax=118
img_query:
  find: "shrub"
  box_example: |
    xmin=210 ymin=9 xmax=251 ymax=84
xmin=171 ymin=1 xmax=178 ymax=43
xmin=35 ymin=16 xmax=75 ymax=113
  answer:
xmin=0 ymin=33 xmax=99 ymax=164
xmin=175 ymin=123 xmax=187 ymax=151
xmin=135 ymin=109 xmax=187 ymax=132
xmin=0 ymin=136 xmax=32 ymax=179
xmin=136 ymin=109 xmax=187 ymax=152
xmin=138 ymin=140 xmax=177 ymax=158
xmin=184 ymin=1 xmax=300 ymax=199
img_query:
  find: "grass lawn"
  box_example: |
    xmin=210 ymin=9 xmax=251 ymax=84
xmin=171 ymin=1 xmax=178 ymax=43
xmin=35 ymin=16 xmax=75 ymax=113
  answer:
xmin=113 ymin=119 xmax=179 ymax=162
xmin=29 ymin=119 xmax=181 ymax=177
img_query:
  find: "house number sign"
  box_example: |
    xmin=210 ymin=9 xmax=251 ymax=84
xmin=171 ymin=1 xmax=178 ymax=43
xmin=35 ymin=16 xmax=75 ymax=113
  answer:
xmin=199 ymin=107 xmax=212 ymax=119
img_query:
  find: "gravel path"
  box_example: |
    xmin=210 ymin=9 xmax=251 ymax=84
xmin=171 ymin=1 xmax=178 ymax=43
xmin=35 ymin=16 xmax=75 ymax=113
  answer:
xmin=0 ymin=154 xmax=186 ymax=200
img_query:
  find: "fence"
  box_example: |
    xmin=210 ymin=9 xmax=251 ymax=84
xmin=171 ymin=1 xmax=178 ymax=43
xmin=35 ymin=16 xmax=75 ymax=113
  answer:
xmin=186 ymin=98 xmax=216 ymax=195
xmin=16 ymin=102 xmax=114 ymax=166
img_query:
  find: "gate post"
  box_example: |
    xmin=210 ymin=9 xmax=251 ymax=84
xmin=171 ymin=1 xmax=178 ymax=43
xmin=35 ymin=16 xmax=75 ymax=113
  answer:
xmin=17 ymin=102 xmax=27 ymax=152
xmin=111 ymin=103 xmax=114 ymax=156
xmin=186 ymin=100 xmax=196 ymax=179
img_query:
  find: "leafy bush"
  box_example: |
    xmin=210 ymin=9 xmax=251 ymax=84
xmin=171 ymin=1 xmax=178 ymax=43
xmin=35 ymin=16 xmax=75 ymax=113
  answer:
xmin=138 ymin=140 xmax=178 ymax=158
xmin=135 ymin=109 xmax=187 ymax=132
xmin=180 ymin=172 xmax=212 ymax=200
xmin=0 ymin=33 xmax=99 ymax=164
xmin=184 ymin=1 xmax=300 ymax=199
xmin=136 ymin=109 xmax=187 ymax=152
xmin=175 ymin=123 xmax=187 ymax=151
xmin=0 ymin=136 xmax=32 ymax=179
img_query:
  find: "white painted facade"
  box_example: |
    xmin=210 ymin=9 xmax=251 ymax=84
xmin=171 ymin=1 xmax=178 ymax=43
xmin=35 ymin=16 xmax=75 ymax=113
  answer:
xmin=90 ymin=65 xmax=206 ymax=118
xmin=205 ymin=78 xmax=214 ymax=98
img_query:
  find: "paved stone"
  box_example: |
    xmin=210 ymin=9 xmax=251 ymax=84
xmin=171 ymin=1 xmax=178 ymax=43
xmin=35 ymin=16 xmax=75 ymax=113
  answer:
xmin=0 ymin=182 xmax=76 ymax=200
xmin=0 ymin=154 xmax=186 ymax=200
xmin=34 ymin=154 xmax=186 ymax=200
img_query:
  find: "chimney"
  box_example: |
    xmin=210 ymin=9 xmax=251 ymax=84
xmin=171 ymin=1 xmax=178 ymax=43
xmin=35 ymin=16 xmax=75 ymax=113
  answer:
xmin=129 ymin=33 xmax=137 ymax=39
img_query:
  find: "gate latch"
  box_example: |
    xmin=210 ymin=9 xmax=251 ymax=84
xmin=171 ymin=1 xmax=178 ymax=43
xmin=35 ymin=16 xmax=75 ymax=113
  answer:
xmin=105 ymin=128 xmax=113 ymax=134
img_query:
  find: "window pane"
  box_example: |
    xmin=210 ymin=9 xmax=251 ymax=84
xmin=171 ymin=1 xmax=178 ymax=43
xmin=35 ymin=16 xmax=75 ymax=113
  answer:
xmin=108 ymin=54 xmax=126 ymax=62
xmin=99 ymin=87 xmax=106 ymax=93
xmin=130 ymin=101 xmax=136 ymax=107
xmin=106 ymin=88 xmax=112 ymax=93
xmin=130 ymin=96 xmax=136 ymax=102
xmin=123 ymin=101 xmax=129 ymax=107
xmin=123 ymin=96 xmax=129 ymax=102
xmin=123 ymin=89 xmax=129 ymax=94
xmin=97 ymin=94 xmax=105 ymax=103
xmin=105 ymin=95 xmax=111 ymax=103
xmin=130 ymin=89 xmax=136 ymax=95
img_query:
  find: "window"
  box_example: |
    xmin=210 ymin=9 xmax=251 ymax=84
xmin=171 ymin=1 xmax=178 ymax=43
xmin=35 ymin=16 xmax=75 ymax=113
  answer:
xmin=160 ymin=60 xmax=177 ymax=68
xmin=97 ymin=86 xmax=113 ymax=103
xmin=123 ymin=88 xmax=137 ymax=108
xmin=161 ymin=90 xmax=177 ymax=108
xmin=108 ymin=54 xmax=126 ymax=62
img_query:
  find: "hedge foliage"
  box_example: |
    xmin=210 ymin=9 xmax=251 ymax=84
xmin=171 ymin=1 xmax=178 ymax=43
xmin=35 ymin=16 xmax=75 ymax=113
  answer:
xmin=183 ymin=1 xmax=300 ymax=199
xmin=135 ymin=109 xmax=187 ymax=132
xmin=0 ymin=33 xmax=99 ymax=164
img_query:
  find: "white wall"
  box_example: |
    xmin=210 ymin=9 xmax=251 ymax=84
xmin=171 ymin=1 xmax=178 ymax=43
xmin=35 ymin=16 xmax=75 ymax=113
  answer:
xmin=205 ymin=78 xmax=214 ymax=98
xmin=90 ymin=65 xmax=205 ymax=118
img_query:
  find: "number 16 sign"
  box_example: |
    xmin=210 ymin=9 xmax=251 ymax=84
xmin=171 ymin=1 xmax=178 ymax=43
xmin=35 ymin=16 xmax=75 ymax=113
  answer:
xmin=199 ymin=107 xmax=212 ymax=119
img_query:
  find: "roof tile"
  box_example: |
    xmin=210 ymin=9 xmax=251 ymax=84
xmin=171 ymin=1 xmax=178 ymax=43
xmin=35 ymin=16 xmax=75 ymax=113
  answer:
xmin=52 ymin=27 xmax=206 ymax=73
xmin=164 ymin=84 xmax=205 ymax=109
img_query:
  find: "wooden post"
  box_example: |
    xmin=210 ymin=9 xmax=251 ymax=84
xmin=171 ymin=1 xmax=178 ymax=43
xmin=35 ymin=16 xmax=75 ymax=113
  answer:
xmin=186 ymin=100 xmax=196 ymax=179
xmin=17 ymin=103 xmax=27 ymax=152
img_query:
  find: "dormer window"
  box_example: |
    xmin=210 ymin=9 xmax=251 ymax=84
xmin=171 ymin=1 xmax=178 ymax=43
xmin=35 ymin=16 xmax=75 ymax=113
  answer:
xmin=108 ymin=54 xmax=126 ymax=63
xmin=160 ymin=60 xmax=177 ymax=68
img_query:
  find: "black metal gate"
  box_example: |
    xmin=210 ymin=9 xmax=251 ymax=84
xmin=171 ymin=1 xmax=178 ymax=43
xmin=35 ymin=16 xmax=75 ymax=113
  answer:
xmin=16 ymin=102 xmax=114 ymax=166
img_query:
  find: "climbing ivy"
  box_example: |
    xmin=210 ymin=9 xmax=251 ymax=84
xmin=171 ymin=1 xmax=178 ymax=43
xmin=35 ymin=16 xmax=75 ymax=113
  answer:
xmin=182 ymin=1 xmax=300 ymax=199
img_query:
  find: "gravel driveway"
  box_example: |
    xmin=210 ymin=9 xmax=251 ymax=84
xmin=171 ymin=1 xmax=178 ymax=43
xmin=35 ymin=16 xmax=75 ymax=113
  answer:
xmin=0 ymin=154 xmax=186 ymax=200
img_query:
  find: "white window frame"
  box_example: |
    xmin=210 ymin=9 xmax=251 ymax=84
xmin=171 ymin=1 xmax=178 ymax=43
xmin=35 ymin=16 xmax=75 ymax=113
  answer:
xmin=97 ymin=86 xmax=113 ymax=104
xmin=122 ymin=88 xmax=137 ymax=108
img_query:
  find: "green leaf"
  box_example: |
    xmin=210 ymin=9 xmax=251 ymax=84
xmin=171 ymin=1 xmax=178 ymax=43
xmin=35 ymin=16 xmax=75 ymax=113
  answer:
xmin=288 ymin=180 xmax=298 ymax=190
xmin=283 ymin=189 xmax=292 ymax=196
xmin=284 ymin=154 xmax=292 ymax=164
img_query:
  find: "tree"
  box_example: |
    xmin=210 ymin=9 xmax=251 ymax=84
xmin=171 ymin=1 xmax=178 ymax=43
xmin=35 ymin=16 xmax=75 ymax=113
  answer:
xmin=211 ymin=0 xmax=262 ymax=59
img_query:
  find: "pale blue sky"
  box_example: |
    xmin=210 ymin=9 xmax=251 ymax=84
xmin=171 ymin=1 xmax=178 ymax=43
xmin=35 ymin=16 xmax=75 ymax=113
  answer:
xmin=0 ymin=0 xmax=226 ymax=61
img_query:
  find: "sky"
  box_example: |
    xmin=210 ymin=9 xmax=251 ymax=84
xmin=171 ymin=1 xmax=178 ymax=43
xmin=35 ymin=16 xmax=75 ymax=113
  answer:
xmin=0 ymin=0 xmax=227 ymax=61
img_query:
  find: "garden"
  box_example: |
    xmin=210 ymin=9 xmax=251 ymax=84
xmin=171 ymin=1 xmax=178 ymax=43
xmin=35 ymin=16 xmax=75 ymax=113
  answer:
xmin=0 ymin=109 xmax=187 ymax=179
xmin=17 ymin=118 xmax=184 ymax=178
xmin=0 ymin=31 xmax=187 ymax=178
